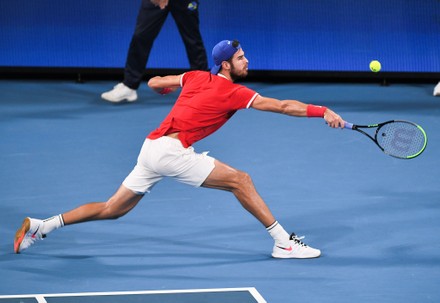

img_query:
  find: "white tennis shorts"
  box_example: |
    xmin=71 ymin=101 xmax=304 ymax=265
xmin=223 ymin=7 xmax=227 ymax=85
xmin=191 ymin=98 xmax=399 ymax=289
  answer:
xmin=123 ymin=137 xmax=216 ymax=194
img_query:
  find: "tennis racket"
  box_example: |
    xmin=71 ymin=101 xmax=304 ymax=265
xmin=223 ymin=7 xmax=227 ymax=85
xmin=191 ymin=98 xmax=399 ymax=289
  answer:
xmin=344 ymin=120 xmax=427 ymax=159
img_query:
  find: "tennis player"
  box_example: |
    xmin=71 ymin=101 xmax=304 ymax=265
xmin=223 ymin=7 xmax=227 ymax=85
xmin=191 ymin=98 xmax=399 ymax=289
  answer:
xmin=14 ymin=39 xmax=344 ymax=258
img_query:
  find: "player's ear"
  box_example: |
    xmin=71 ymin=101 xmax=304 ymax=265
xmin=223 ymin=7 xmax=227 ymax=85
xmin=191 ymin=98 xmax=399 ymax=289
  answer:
xmin=221 ymin=61 xmax=231 ymax=71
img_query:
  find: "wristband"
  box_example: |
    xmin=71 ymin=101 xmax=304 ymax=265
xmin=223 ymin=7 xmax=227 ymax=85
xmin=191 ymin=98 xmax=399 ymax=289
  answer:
xmin=158 ymin=88 xmax=172 ymax=95
xmin=306 ymin=104 xmax=327 ymax=117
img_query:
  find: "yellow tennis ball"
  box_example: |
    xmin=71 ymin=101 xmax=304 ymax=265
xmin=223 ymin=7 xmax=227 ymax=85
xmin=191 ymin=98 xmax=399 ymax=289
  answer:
xmin=369 ymin=60 xmax=381 ymax=72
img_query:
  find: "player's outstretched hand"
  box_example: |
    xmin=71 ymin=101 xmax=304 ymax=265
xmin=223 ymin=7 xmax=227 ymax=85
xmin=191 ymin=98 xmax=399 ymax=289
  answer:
xmin=324 ymin=109 xmax=344 ymax=128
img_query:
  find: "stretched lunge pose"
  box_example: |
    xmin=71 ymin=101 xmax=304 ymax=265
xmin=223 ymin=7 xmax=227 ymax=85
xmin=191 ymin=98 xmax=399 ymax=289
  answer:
xmin=14 ymin=39 xmax=344 ymax=258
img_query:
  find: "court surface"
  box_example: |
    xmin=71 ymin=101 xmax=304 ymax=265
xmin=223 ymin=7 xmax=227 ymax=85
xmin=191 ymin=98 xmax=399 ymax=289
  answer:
xmin=1 ymin=80 xmax=439 ymax=303
xmin=0 ymin=288 xmax=266 ymax=303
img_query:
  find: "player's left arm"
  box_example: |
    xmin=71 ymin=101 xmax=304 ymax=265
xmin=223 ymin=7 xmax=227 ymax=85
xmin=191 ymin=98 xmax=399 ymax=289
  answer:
xmin=147 ymin=74 xmax=182 ymax=95
xmin=251 ymin=95 xmax=344 ymax=128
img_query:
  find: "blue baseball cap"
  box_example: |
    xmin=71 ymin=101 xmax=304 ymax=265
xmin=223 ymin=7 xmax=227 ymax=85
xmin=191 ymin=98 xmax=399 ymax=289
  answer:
xmin=210 ymin=40 xmax=241 ymax=75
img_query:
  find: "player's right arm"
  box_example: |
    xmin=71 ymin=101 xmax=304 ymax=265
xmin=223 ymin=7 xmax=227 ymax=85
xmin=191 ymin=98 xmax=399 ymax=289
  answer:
xmin=251 ymin=95 xmax=308 ymax=116
xmin=251 ymin=95 xmax=344 ymax=128
xmin=147 ymin=74 xmax=183 ymax=95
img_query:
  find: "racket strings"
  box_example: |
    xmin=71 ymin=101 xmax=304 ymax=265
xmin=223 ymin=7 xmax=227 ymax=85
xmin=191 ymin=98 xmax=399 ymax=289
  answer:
xmin=376 ymin=122 xmax=426 ymax=158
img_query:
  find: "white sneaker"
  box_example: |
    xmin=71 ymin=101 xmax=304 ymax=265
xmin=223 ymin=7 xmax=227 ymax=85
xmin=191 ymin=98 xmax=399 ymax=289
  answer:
xmin=101 ymin=83 xmax=138 ymax=103
xmin=14 ymin=217 xmax=45 ymax=253
xmin=434 ymin=82 xmax=440 ymax=97
xmin=272 ymin=233 xmax=321 ymax=259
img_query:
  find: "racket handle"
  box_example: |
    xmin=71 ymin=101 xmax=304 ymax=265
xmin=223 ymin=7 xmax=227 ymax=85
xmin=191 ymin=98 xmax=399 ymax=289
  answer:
xmin=344 ymin=121 xmax=354 ymax=129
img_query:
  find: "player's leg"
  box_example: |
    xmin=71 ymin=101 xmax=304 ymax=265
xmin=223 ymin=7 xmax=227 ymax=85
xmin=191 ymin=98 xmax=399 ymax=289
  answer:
xmin=201 ymin=160 xmax=321 ymax=259
xmin=61 ymin=185 xmax=143 ymax=225
xmin=13 ymin=138 xmax=162 ymax=253
xmin=201 ymin=160 xmax=276 ymax=227
xmin=14 ymin=185 xmax=144 ymax=253
xmin=154 ymin=144 xmax=285 ymax=243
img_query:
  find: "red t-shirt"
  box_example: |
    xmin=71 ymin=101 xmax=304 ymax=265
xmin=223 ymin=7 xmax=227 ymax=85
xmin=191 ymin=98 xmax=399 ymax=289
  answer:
xmin=148 ymin=71 xmax=259 ymax=147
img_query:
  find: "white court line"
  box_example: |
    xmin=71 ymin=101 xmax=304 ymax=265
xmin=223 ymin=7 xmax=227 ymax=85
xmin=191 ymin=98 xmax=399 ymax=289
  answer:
xmin=35 ymin=295 xmax=48 ymax=303
xmin=248 ymin=288 xmax=268 ymax=303
xmin=0 ymin=287 xmax=267 ymax=303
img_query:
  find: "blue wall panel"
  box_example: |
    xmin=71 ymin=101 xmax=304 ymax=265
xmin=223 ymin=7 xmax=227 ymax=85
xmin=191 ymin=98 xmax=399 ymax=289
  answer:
xmin=0 ymin=0 xmax=439 ymax=72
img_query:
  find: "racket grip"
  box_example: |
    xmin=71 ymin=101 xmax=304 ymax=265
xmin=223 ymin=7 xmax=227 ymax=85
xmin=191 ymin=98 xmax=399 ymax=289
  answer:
xmin=344 ymin=121 xmax=354 ymax=129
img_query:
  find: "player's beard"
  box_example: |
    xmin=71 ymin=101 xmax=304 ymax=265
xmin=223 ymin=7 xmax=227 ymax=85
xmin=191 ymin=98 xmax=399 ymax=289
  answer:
xmin=230 ymin=62 xmax=248 ymax=82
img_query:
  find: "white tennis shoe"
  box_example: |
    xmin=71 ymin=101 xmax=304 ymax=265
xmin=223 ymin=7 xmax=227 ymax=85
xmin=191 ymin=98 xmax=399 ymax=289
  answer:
xmin=272 ymin=233 xmax=321 ymax=259
xmin=434 ymin=81 xmax=440 ymax=97
xmin=101 ymin=83 xmax=138 ymax=103
xmin=14 ymin=217 xmax=45 ymax=253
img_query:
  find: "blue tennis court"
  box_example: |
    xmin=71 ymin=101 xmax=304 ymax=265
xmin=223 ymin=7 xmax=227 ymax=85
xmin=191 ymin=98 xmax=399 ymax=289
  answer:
xmin=0 ymin=288 xmax=266 ymax=303
xmin=1 ymin=80 xmax=439 ymax=302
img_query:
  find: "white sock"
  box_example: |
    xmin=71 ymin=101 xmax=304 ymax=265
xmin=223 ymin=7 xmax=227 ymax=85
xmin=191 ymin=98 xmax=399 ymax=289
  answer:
xmin=266 ymin=221 xmax=290 ymax=245
xmin=41 ymin=214 xmax=64 ymax=235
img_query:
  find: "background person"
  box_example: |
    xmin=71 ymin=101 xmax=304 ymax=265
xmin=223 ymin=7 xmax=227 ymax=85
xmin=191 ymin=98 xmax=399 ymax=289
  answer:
xmin=101 ymin=0 xmax=208 ymax=103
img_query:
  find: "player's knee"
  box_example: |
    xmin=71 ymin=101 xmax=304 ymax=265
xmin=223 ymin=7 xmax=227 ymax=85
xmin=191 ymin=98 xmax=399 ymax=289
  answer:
xmin=102 ymin=202 xmax=128 ymax=220
xmin=235 ymin=170 xmax=253 ymax=189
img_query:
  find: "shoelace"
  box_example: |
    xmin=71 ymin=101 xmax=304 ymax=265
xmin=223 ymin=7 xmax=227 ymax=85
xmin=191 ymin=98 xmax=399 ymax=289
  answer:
xmin=22 ymin=235 xmax=37 ymax=249
xmin=22 ymin=231 xmax=45 ymax=249
xmin=290 ymin=233 xmax=308 ymax=247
